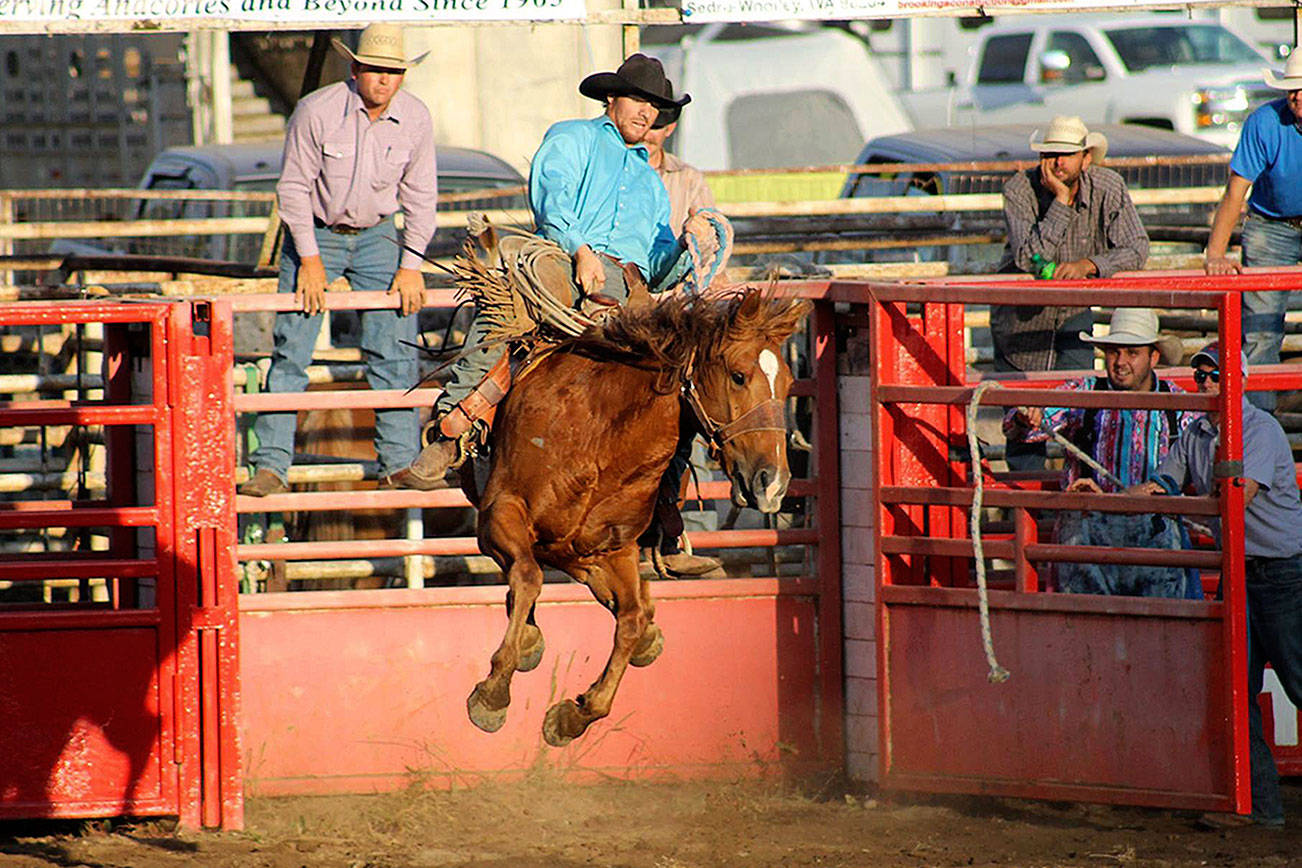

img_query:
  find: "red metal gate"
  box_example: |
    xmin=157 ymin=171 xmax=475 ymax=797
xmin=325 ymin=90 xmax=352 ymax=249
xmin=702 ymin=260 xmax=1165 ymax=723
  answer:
xmin=866 ymin=276 xmax=1258 ymax=812
xmin=0 ymin=299 xmax=241 ymax=828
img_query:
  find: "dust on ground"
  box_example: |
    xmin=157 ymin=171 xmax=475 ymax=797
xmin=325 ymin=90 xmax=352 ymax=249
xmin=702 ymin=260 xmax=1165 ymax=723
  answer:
xmin=1 ymin=776 xmax=1298 ymax=868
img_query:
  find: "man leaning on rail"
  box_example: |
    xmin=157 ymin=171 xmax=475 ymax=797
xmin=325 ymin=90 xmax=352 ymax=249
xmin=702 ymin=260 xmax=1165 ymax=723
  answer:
xmin=1204 ymin=51 xmax=1302 ymax=411
xmin=1129 ymin=342 xmax=1302 ymax=828
xmin=240 ymin=24 xmax=438 ymax=498
xmin=993 ymin=116 xmax=1151 ymax=471
xmin=1003 ymin=308 xmax=1201 ymax=598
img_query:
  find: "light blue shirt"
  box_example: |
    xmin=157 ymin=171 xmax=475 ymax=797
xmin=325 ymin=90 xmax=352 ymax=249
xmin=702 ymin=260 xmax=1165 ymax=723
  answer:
xmin=1230 ymin=98 xmax=1302 ymax=219
xmin=529 ymin=115 xmax=679 ymax=284
xmin=1157 ymin=399 xmax=1302 ymax=559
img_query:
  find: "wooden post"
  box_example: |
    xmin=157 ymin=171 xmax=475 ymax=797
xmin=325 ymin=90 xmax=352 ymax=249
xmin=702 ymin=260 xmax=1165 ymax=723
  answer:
xmin=212 ymin=32 xmax=233 ymax=145
xmin=622 ymin=0 xmax=639 ymax=57
xmin=0 ymin=192 xmax=12 ymax=287
xmin=300 ymin=32 xmax=332 ymax=99
xmin=256 ymin=197 xmax=281 ymax=270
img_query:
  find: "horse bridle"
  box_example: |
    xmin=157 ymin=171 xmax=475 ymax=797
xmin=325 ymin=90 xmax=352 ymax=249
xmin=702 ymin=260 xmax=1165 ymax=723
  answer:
xmin=680 ymin=351 xmax=788 ymax=458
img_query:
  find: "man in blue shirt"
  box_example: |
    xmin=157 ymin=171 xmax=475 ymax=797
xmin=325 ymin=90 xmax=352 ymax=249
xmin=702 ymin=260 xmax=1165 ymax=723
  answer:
xmin=1131 ymin=342 xmax=1302 ymax=827
xmin=1204 ymin=52 xmax=1302 ymax=410
xmin=386 ymin=54 xmax=707 ymax=490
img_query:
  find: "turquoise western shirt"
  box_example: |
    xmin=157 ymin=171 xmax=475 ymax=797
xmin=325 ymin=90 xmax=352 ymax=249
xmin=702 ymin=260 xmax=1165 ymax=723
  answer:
xmin=529 ymin=115 xmax=679 ymax=285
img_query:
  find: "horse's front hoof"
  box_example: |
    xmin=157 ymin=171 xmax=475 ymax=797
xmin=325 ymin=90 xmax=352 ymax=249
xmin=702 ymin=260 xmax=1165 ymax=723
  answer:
xmin=542 ymin=699 xmax=585 ymax=748
xmin=467 ymin=683 xmax=508 ymax=733
xmin=630 ymin=624 xmax=664 ymax=668
xmin=517 ymin=626 xmax=545 ymax=673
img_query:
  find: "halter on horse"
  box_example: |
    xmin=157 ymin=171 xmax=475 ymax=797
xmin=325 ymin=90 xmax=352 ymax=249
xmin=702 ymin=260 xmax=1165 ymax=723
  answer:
xmin=465 ymin=288 xmax=810 ymax=746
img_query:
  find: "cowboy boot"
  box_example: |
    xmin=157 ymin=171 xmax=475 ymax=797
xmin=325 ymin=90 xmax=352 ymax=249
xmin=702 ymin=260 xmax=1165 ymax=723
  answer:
xmin=382 ymin=419 xmax=460 ymax=490
xmin=239 ymin=467 xmax=289 ymax=497
xmin=383 ymin=353 xmax=512 ymax=490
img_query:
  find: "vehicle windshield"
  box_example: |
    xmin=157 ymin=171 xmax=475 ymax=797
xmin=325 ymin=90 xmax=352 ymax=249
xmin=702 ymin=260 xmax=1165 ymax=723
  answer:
xmin=1104 ymin=25 xmax=1263 ymax=72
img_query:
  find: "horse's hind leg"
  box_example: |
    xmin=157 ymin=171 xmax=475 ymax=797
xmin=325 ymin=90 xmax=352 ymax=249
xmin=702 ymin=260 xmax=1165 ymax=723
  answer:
xmin=468 ymin=499 xmax=544 ymax=733
xmin=543 ymin=545 xmax=646 ymax=747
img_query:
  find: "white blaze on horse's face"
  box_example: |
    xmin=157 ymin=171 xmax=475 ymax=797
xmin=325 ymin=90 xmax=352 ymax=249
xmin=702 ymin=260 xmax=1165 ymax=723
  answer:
xmin=756 ymin=347 xmax=785 ymax=504
xmin=758 ymin=348 xmax=779 ymax=399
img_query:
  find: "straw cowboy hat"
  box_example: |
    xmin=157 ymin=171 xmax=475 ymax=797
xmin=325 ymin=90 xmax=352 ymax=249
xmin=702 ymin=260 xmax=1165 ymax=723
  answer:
xmin=1263 ymin=50 xmax=1302 ymax=90
xmin=1030 ymin=115 xmax=1109 ymax=164
xmin=1079 ymin=307 xmax=1184 ymax=365
xmin=332 ymin=23 xmax=428 ymax=70
xmin=580 ymin=54 xmax=691 ymax=111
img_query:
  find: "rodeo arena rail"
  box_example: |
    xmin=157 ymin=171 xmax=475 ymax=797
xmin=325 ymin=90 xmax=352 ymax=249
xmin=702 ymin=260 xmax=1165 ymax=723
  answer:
xmin=1 ymin=168 xmax=1300 ymax=829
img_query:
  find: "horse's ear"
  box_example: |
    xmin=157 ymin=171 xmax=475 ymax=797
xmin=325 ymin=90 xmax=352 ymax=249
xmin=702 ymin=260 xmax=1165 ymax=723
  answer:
xmin=768 ymin=297 xmax=812 ymax=343
xmin=738 ymin=288 xmax=765 ymax=320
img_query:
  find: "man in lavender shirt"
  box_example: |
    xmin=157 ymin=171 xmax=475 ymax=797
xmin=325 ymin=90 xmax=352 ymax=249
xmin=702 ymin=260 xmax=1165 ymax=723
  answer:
xmin=241 ymin=23 xmax=439 ymax=497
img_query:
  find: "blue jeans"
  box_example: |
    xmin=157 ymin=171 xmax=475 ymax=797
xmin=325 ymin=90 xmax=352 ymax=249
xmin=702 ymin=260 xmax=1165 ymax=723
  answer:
xmin=1243 ymin=555 xmax=1302 ymax=824
xmin=435 ymin=256 xmax=629 ymax=415
xmin=1239 ymin=213 xmax=1300 ymax=411
xmin=250 ymin=219 xmax=419 ymax=478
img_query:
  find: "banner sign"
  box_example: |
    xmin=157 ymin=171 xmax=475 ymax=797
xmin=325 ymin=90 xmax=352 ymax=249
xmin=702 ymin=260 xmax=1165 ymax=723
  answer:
xmin=682 ymin=0 xmax=1244 ymax=24
xmin=0 ymin=0 xmax=586 ymax=27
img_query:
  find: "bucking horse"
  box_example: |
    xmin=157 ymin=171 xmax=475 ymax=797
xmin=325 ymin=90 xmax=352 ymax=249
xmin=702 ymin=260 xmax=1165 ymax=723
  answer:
xmin=455 ymin=238 xmax=810 ymax=747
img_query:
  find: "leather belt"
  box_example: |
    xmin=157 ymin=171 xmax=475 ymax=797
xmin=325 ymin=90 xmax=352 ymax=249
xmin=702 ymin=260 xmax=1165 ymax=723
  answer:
xmin=314 ymin=216 xmax=388 ymax=235
xmin=1253 ymin=211 xmax=1302 ymax=232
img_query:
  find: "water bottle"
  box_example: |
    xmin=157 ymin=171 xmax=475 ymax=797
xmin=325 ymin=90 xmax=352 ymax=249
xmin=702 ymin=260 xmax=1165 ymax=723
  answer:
xmin=1030 ymin=254 xmax=1057 ymax=280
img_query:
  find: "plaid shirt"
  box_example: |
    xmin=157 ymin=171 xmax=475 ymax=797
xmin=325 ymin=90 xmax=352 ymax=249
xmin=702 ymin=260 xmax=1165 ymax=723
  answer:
xmin=993 ymin=167 xmax=1150 ymax=371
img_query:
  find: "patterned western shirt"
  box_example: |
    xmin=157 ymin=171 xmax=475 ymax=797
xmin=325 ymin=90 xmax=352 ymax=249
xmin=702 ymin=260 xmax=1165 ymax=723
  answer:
xmin=1003 ymin=373 xmax=1196 ymax=491
xmin=993 ymin=166 xmax=1150 ymax=371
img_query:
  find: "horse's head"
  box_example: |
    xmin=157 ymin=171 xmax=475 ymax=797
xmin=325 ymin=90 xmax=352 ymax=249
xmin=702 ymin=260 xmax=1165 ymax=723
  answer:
xmin=691 ymin=291 xmax=811 ymax=514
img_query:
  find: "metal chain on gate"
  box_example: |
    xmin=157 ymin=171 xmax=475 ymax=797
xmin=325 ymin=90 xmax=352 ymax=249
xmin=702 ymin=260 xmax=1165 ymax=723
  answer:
xmin=966 ymin=381 xmax=1011 ymax=684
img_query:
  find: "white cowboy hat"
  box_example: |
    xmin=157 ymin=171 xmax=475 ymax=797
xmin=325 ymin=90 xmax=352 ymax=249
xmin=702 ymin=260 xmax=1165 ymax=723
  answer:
xmin=1029 ymin=116 xmax=1109 ymax=164
xmin=332 ymin=23 xmax=428 ymax=70
xmin=1263 ymin=50 xmax=1302 ymax=90
xmin=1079 ymin=307 xmax=1184 ymax=366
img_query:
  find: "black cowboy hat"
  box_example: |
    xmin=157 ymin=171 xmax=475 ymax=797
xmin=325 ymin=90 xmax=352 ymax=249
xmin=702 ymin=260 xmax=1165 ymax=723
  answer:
xmin=652 ymin=79 xmax=683 ymax=129
xmin=579 ymin=53 xmax=691 ymax=111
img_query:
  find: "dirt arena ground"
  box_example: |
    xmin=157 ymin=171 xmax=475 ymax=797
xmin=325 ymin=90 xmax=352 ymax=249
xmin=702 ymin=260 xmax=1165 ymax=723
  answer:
xmin=1 ymin=776 xmax=1298 ymax=868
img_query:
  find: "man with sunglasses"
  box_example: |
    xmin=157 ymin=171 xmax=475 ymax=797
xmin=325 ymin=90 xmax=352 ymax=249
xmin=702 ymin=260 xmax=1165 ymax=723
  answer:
xmin=241 ymin=23 xmax=438 ymax=497
xmin=1131 ymin=342 xmax=1302 ymax=827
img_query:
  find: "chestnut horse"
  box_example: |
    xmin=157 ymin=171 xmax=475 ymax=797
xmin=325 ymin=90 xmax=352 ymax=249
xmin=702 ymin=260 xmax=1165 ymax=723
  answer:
xmin=465 ymin=288 xmax=810 ymax=746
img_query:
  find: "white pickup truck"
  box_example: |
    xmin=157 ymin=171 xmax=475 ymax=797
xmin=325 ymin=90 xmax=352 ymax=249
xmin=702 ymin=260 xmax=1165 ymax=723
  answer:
xmin=899 ymin=15 xmax=1276 ymax=149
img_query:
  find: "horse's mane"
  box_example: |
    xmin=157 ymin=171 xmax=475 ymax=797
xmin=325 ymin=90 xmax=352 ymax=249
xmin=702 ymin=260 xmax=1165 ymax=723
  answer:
xmin=561 ymin=288 xmax=811 ymax=389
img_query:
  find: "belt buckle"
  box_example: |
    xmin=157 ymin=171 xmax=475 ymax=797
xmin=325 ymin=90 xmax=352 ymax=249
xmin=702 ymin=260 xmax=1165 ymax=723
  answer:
xmin=332 ymin=224 xmax=361 ymax=235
